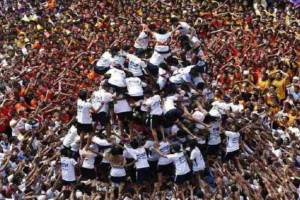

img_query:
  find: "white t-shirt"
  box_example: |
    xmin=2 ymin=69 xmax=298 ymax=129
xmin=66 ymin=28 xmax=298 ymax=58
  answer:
xmin=229 ymin=103 xmax=244 ymax=113
xmin=190 ymin=147 xmax=205 ymax=172
xmin=106 ymin=68 xmax=126 ymax=88
xmin=153 ymin=32 xmax=171 ymax=43
xmin=61 ymin=157 xmax=77 ymax=182
xmin=144 ymin=95 xmax=163 ymax=115
xmin=158 ymin=141 xmax=172 ymax=166
xmin=91 ymin=89 xmax=113 ymax=113
xmin=177 ymin=21 xmax=191 ymax=35
xmin=211 ymin=100 xmax=230 ymax=115
xmin=163 ymin=95 xmax=178 ymax=113
xmin=157 ymin=68 xmax=169 ymax=90
xmin=225 ymin=131 xmax=240 ymax=152
xmin=92 ymin=136 xmax=111 ymax=147
xmin=114 ymin=99 xmax=132 ymax=113
xmin=149 ymin=51 xmax=164 ymax=66
xmin=76 ymin=99 xmax=92 ymax=124
xmin=125 ymin=147 xmax=149 ymax=169
xmin=169 ymin=65 xmax=193 ymax=84
xmin=144 ymin=140 xmax=159 ymax=161
xmin=192 ymin=110 xmax=207 ymax=129
xmin=110 ymin=166 xmax=126 ymax=177
xmin=154 ymin=45 xmax=170 ymax=54
xmin=63 ymin=125 xmax=78 ymax=148
xmin=96 ymin=51 xmax=113 ymax=68
xmin=10 ymin=118 xmax=25 ymax=138
xmin=125 ymin=77 xmax=145 ymax=97
xmin=167 ymin=152 xmax=190 ymax=176
xmin=80 ymin=148 xmax=97 ymax=169
xmin=134 ymin=31 xmax=149 ymax=49
xmin=126 ymin=54 xmax=146 ymax=77
xmin=208 ymin=121 xmax=221 ymax=145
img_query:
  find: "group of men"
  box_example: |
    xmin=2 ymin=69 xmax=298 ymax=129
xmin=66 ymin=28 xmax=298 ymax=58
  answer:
xmin=0 ymin=0 xmax=299 ymax=199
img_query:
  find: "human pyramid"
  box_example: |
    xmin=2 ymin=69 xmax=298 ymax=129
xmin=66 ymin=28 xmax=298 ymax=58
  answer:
xmin=0 ymin=0 xmax=299 ymax=199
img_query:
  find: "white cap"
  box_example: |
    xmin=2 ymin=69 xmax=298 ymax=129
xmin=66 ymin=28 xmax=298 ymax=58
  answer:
xmin=293 ymin=76 xmax=299 ymax=81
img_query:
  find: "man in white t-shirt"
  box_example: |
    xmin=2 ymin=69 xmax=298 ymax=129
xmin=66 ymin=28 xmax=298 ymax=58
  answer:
xmin=163 ymin=94 xmax=184 ymax=128
xmin=125 ymin=139 xmax=150 ymax=184
xmin=206 ymin=109 xmax=222 ymax=157
xmin=125 ymin=76 xmax=146 ymax=98
xmin=91 ymin=84 xmax=114 ymax=134
xmin=60 ymin=148 xmax=77 ymax=185
xmin=95 ymin=51 xmax=113 ymax=74
xmin=189 ymin=139 xmax=205 ymax=186
xmin=126 ymin=53 xmax=147 ymax=77
xmin=105 ymin=67 xmax=127 ymax=93
xmin=76 ymin=90 xmax=93 ymax=135
xmin=224 ymin=124 xmax=240 ymax=161
xmin=134 ymin=30 xmax=149 ymax=55
xmin=156 ymin=144 xmax=191 ymax=185
xmin=62 ymin=123 xmax=78 ymax=149
xmin=79 ymin=144 xmax=98 ymax=181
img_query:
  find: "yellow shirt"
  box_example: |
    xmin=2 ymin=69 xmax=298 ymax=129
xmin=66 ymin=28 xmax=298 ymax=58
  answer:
xmin=288 ymin=113 xmax=297 ymax=126
xmin=258 ymin=79 xmax=270 ymax=91
xmin=272 ymin=79 xmax=286 ymax=100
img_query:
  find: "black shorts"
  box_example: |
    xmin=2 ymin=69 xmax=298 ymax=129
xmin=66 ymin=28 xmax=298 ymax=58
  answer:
xmin=149 ymin=115 xmax=163 ymax=129
xmin=207 ymin=144 xmax=220 ymax=155
xmin=136 ymin=167 xmax=150 ymax=183
xmin=77 ymin=122 xmax=93 ymax=133
xmin=148 ymin=160 xmax=158 ymax=175
xmin=108 ymin=83 xmax=126 ymax=94
xmin=129 ymin=95 xmax=144 ymax=101
xmin=164 ymin=109 xmax=183 ymax=127
xmin=174 ymin=172 xmax=191 ymax=185
xmin=92 ymin=112 xmax=109 ymax=126
xmin=98 ymin=162 xmax=111 ymax=182
xmin=157 ymin=163 xmax=173 ymax=177
xmin=61 ymin=179 xmax=76 ymax=186
xmin=94 ymin=66 xmax=109 ymax=75
xmin=110 ymin=176 xmax=126 ymax=184
xmin=117 ymin=112 xmax=133 ymax=121
xmin=147 ymin=63 xmax=159 ymax=76
xmin=224 ymin=149 xmax=240 ymax=161
xmin=81 ymin=167 xmax=96 ymax=180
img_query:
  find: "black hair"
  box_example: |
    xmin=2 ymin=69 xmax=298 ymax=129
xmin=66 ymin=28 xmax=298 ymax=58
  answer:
xmin=60 ymin=147 xmax=71 ymax=157
xmin=130 ymin=139 xmax=139 ymax=149
xmin=110 ymin=46 xmax=120 ymax=56
xmin=165 ymin=56 xmax=179 ymax=66
xmin=195 ymin=188 xmax=204 ymax=198
xmin=172 ymin=144 xmax=181 ymax=153
xmin=179 ymin=34 xmax=190 ymax=42
xmin=231 ymin=185 xmax=238 ymax=192
xmin=157 ymin=28 xmax=167 ymax=34
xmin=170 ymin=17 xmax=179 ymax=25
xmin=110 ymin=146 xmax=122 ymax=156
xmin=189 ymin=139 xmax=198 ymax=150
xmin=78 ymin=89 xmax=88 ymax=101
xmin=158 ymin=62 xmax=168 ymax=70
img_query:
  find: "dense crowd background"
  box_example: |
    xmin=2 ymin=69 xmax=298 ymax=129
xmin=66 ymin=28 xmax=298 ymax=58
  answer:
xmin=0 ymin=0 xmax=300 ymax=199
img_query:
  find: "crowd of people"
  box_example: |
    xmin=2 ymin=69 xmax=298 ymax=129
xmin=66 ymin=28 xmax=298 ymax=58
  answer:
xmin=0 ymin=0 xmax=300 ymax=199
